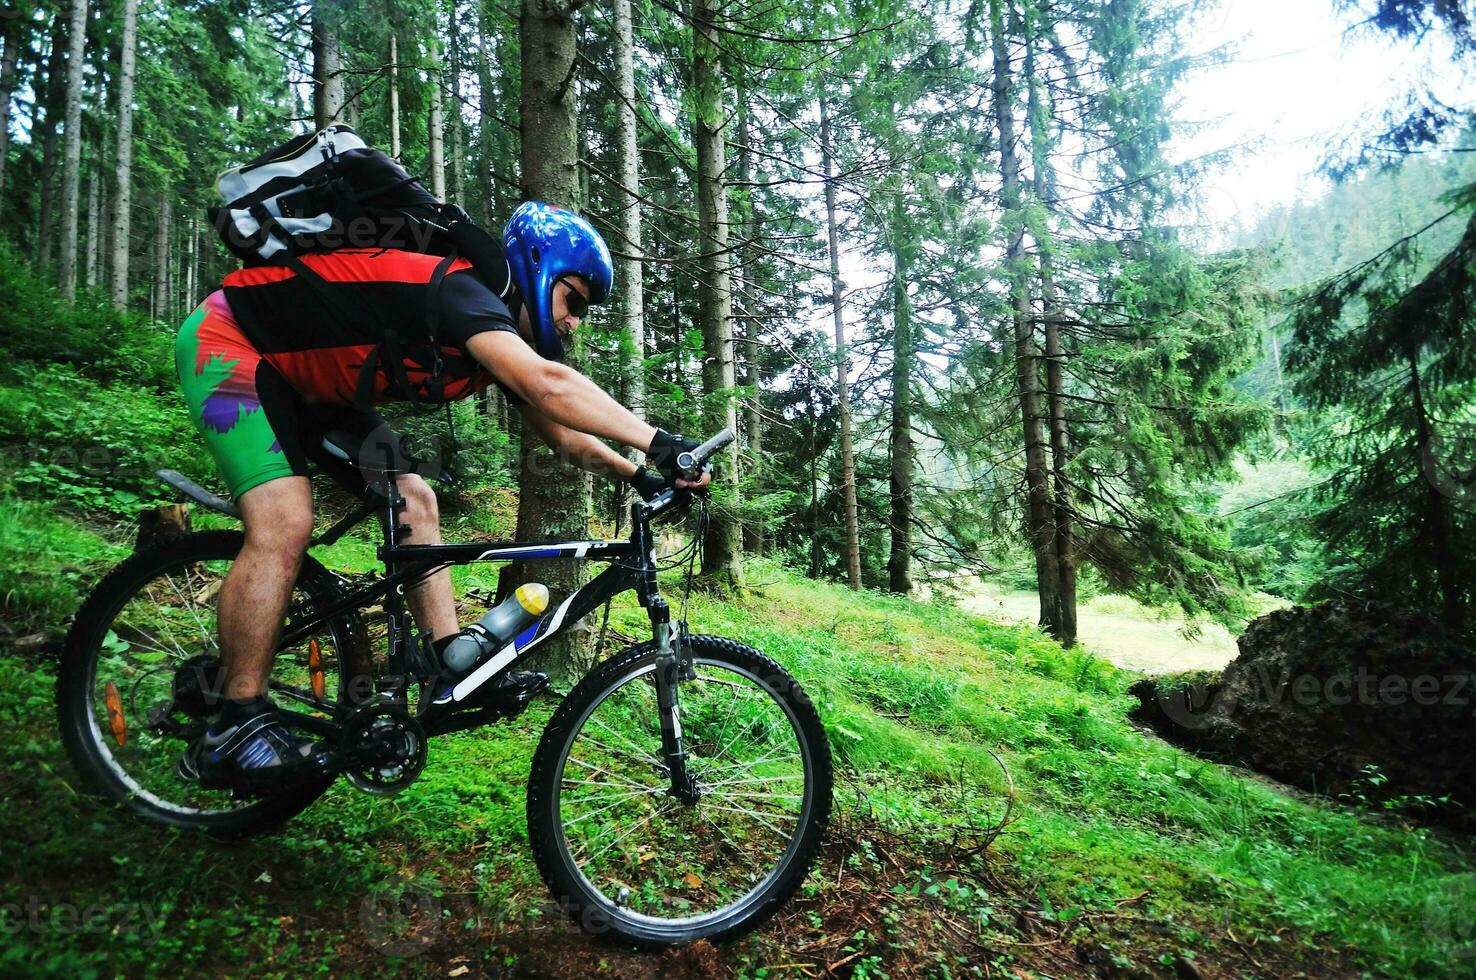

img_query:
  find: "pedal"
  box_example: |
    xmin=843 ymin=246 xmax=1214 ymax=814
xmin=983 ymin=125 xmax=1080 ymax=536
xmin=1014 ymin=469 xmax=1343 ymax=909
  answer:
xmin=471 ymin=670 xmax=549 ymax=717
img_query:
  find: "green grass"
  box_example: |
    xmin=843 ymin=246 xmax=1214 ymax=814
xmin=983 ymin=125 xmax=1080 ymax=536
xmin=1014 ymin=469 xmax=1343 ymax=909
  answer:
xmin=601 ymin=563 xmax=1470 ymax=975
xmin=0 ymin=523 xmax=1470 ymax=976
xmin=0 ymin=497 xmax=126 ymax=635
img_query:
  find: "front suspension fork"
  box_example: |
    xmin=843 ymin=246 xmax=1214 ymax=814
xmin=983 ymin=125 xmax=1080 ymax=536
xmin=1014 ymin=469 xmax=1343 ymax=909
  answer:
xmin=650 ymin=599 xmax=700 ymax=805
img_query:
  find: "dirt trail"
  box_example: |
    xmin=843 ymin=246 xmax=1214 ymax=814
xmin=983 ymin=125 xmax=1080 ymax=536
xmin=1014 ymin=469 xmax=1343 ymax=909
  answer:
xmin=952 ymin=581 xmax=1268 ymax=675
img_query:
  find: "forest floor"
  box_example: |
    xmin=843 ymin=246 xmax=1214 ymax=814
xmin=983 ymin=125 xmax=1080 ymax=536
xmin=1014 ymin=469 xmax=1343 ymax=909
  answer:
xmin=1 ymin=504 xmax=1470 ymax=978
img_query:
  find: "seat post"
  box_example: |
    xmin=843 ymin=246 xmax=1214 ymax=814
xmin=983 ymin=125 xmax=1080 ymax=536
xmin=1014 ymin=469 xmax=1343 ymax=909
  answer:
xmin=376 ymin=440 xmax=410 ymax=557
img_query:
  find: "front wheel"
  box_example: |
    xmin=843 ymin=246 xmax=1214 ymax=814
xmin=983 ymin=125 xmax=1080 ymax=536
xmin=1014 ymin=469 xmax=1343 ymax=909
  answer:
xmin=526 ymin=635 xmax=832 ymax=947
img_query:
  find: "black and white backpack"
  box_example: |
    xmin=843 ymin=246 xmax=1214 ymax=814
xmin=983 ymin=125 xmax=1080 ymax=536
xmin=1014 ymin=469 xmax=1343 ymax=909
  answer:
xmin=208 ymin=125 xmax=514 ymax=409
xmin=209 ymin=125 xmax=454 ymax=263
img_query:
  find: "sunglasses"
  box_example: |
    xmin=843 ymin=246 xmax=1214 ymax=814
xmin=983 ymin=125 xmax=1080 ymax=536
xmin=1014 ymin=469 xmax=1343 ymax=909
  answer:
xmin=556 ymin=276 xmax=590 ymax=319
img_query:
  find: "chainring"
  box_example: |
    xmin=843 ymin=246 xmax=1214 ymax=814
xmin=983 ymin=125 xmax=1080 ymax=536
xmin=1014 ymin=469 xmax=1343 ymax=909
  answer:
xmin=339 ymin=700 xmax=427 ymax=796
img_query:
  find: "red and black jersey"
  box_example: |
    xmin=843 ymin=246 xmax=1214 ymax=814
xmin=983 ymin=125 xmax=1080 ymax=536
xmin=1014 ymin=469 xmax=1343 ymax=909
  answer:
xmin=221 ymin=249 xmax=521 ymax=406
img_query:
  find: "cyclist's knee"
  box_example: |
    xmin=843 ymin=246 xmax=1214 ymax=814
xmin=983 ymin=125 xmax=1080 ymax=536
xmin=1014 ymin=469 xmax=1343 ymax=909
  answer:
xmin=396 ymin=475 xmax=440 ymax=530
xmin=238 ymin=478 xmax=314 ymax=554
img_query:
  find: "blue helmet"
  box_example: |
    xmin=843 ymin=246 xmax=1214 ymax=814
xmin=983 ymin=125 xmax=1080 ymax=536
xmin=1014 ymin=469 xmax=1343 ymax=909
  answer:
xmin=502 ymin=201 xmax=614 ymax=359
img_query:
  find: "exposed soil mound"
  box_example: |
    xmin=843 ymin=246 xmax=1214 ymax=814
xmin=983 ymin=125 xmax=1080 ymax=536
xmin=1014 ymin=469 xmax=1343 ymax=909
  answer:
xmin=1131 ymin=601 xmax=1476 ymax=822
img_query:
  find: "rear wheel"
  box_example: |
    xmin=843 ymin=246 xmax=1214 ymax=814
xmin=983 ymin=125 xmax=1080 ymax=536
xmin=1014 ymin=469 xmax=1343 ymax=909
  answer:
xmin=527 ymin=636 xmax=832 ymax=947
xmin=56 ymin=530 xmax=370 ymax=837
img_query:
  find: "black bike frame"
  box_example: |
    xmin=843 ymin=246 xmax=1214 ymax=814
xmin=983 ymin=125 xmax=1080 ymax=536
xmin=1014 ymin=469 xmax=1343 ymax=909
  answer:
xmin=276 ymin=482 xmax=692 ymax=763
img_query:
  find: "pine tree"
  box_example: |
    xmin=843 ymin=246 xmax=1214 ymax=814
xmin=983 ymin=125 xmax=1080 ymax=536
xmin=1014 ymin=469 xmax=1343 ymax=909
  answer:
xmin=1287 ymin=211 xmax=1476 ymax=631
xmin=108 ymin=0 xmax=137 ymax=307
xmin=611 ymin=0 xmax=645 ymax=436
xmin=57 ymin=0 xmax=88 ymax=299
xmin=692 ymin=0 xmax=743 ymax=591
xmin=506 ymin=0 xmax=596 ymax=678
xmin=820 ymin=93 xmax=861 ymax=590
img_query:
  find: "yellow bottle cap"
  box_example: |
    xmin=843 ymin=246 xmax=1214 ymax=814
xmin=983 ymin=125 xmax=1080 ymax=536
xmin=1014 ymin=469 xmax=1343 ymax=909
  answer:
xmin=515 ymin=583 xmax=550 ymax=616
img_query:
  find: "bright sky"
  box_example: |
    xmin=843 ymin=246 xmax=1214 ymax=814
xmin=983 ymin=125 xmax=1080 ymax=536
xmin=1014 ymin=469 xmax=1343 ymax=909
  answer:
xmin=1171 ymin=0 xmax=1470 ymax=243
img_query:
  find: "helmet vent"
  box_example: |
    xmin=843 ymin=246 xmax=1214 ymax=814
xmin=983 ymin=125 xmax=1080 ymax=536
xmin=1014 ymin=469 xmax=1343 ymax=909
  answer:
xmin=531 ymin=246 xmax=541 ymax=264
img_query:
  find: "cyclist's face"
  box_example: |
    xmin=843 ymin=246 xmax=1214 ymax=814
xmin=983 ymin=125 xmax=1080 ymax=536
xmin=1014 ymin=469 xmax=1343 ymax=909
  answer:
xmin=550 ymin=276 xmax=592 ymax=338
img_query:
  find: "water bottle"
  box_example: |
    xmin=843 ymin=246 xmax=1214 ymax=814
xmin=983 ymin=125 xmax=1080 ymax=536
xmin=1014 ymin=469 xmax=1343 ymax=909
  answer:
xmin=441 ymin=583 xmax=550 ymax=673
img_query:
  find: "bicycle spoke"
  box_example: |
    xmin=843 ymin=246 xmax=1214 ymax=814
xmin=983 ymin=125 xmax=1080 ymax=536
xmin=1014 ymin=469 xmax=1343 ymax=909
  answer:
xmin=562 ymin=787 xmax=666 ymax=826
xmin=703 ymin=790 xmax=803 ymax=804
xmin=561 ymin=770 xmax=657 ymax=793
xmin=698 ymin=772 xmax=806 ymax=789
xmin=695 ymin=802 xmax=798 ymax=841
xmin=161 ymin=571 xmax=213 ymax=648
xmin=578 ymin=725 xmax=667 ymax=774
xmin=575 ymin=800 xmax=676 ymax=866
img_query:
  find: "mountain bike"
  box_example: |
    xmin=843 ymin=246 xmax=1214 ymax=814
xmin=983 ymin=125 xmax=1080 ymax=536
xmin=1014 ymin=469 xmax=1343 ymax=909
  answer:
xmin=56 ymin=429 xmax=833 ymax=947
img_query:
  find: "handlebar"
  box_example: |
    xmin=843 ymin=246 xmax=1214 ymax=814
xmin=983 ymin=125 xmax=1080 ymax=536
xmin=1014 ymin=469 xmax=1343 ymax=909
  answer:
xmin=643 ymin=428 xmax=734 ymax=518
xmin=676 ymin=429 xmax=735 ymax=477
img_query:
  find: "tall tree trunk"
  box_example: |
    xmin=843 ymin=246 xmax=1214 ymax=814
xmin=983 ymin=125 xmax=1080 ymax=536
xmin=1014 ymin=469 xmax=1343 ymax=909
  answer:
xmin=735 ymin=83 xmax=763 ymax=555
xmin=887 ymin=182 xmax=914 ymax=594
xmin=152 ymin=191 xmax=170 ymax=321
xmin=476 ymin=8 xmax=495 ymax=224
xmin=448 ymin=24 xmax=465 ymax=207
xmin=35 ymin=18 xmax=66 ymax=272
xmin=184 ymin=214 xmax=197 ymax=308
xmin=612 ymin=0 xmax=645 ymax=445
xmin=506 ymin=0 xmax=594 ymax=679
xmin=110 ymin=0 xmax=138 ymax=308
xmin=821 ymin=95 xmax=861 ymax=590
xmin=692 ymin=0 xmax=743 ymax=590
xmin=0 ymin=25 xmax=21 ymax=216
xmin=85 ymin=162 xmax=100 ymax=289
xmin=312 ymin=3 xmax=344 ymax=130
xmin=808 ymin=382 xmax=820 ymax=579
xmin=37 ymin=128 xmax=59 ymax=270
xmin=991 ymin=0 xmax=1061 ymax=637
xmin=1040 ymin=267 xmax=1076 ymax=643
xmin=1026 ymin=27 xmax=1076 ymax=645
xmin=58 ymin=0 xmax=89 ymax=299
xmin=388 ymin=33 xmax=401 ymax=156
xmin=428 ymin=43 xmax=447 ymax=199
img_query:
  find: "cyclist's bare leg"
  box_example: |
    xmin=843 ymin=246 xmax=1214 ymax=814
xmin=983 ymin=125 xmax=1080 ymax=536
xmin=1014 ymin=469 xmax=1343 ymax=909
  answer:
xmin=219 ymin=476 xmax=314 ymax=700
xmin=391 ymin=474 xmax=458 ymax=640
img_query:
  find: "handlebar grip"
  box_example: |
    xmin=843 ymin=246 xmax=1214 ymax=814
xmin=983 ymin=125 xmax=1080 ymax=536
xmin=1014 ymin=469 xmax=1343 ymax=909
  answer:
xmin=677 ymin=428 xmax=735 ymax=473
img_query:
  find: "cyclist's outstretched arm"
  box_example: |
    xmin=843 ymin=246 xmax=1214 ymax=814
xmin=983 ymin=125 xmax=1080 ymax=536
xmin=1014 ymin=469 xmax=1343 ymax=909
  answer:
xmin=518 ymin=407 xmax=638 ymax=480
xmin=467 ymin=331 xmax=655 ymax=453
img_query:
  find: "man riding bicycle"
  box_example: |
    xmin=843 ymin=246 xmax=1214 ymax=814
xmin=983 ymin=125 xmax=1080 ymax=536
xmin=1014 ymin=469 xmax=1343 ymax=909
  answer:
xmin=173 ymin=201 xmax=706 ymax=789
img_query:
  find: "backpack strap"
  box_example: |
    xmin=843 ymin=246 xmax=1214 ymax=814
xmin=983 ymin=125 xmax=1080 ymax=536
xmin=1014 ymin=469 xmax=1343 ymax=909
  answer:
xmin=350 ymin=250 xmax=460 ymax=413
xmin=422 ymin=251 xmax=458 ymax=403
xmin=425 ymin=251 xmax=465 ymax=485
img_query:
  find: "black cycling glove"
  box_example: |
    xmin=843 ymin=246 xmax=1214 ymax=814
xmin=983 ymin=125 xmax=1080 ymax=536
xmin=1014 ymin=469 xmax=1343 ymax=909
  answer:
xmin=646 ymin=428 xmax=701 ymax=483
xmin=627 ymin=465 xmax=669 ymax=503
